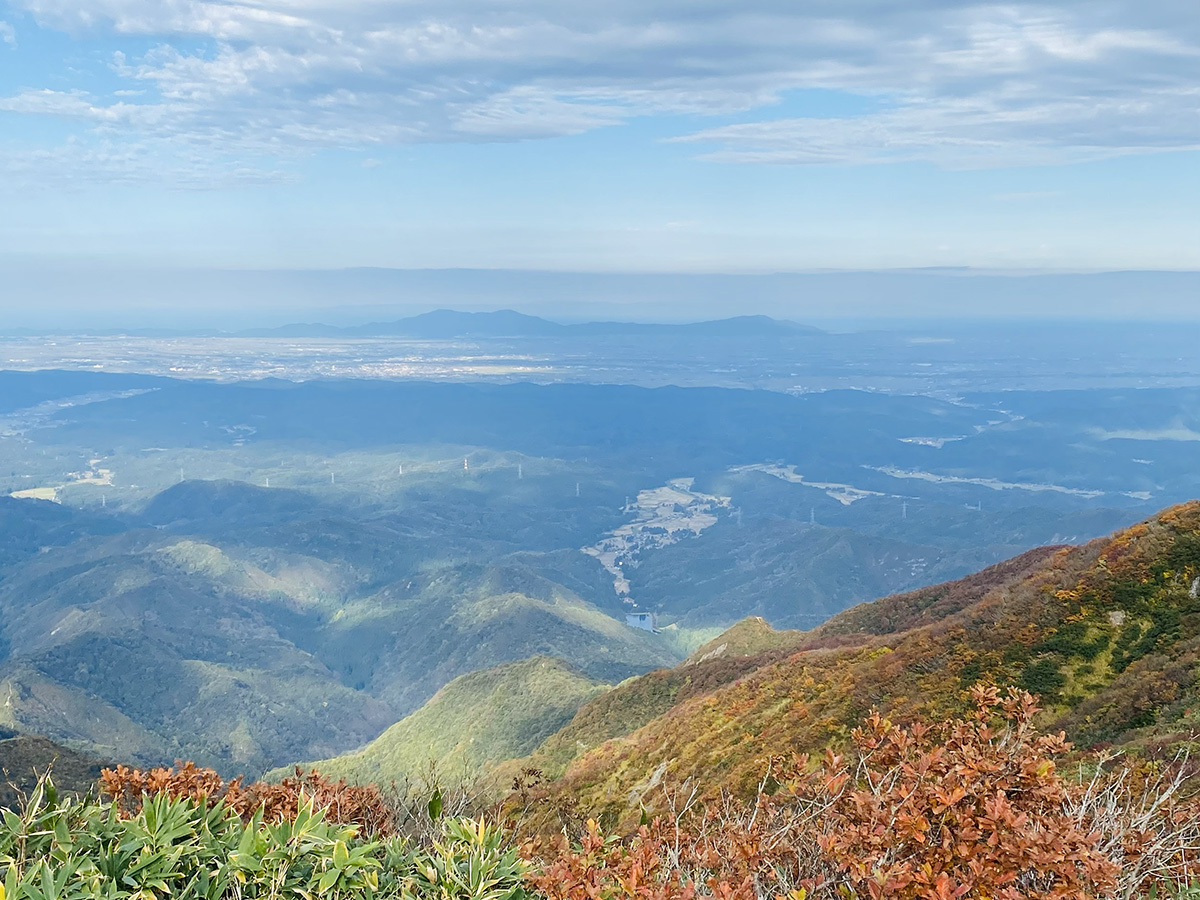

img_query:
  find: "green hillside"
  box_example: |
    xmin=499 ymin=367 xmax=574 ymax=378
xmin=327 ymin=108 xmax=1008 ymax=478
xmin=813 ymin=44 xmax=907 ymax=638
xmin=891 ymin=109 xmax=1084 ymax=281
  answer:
xmin=316 ymin=563 xmax=678 ymax=715
xmin=485 ymin=620 xmax=811 ymax=787
xmin=0 ymin=530 xmax=397 ymax=774
xmin=0 ymin=487 xmax=677 ymax=776
xmin=492 ymin=553 xmax=1059 ymax=786
xmin=297 ymin=657 xmax=608 ymax=785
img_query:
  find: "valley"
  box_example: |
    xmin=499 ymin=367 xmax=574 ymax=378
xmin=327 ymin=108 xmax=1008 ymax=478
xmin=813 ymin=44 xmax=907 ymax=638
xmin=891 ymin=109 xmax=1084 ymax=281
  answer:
xmin=583 ymin=478 xmax=731 ymax=604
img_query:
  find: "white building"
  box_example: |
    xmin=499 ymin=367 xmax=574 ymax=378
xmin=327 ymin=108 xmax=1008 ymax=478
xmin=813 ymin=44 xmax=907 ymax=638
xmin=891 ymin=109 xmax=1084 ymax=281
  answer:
xmin=625 ymin=612 xmax=658 ymax=632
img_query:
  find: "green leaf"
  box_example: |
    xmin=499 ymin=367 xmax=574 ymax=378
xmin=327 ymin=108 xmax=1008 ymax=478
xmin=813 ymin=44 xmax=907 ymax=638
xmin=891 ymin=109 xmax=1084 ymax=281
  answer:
xmin=427 ymin=788 xmax=443 ymax=822
xmin=332 ymin=840 xmax=349 ymax=869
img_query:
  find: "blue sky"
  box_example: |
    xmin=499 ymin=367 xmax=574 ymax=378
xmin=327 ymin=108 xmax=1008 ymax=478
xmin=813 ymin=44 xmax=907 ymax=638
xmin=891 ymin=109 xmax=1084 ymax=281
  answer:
xmin=0 ymin=0 xmax=1197 ymax=277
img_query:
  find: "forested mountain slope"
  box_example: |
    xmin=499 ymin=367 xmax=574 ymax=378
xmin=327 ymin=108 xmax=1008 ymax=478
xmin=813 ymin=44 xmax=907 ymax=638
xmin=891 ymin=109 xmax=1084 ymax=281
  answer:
xmin=0 ymin=731 xmax=105 ymax=808
xmin=0 ymin=484 xmax=675 ymax=776
xmin=297 ymin=657 xmax=608 ymax=785
xmin=516 ymin=502 xmax=1200 ymax=820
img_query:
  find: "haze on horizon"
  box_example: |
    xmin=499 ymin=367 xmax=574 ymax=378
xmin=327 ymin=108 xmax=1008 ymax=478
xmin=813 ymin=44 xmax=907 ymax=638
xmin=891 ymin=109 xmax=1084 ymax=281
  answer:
xmin=0 ymin=0 xmax=1197 ymax=323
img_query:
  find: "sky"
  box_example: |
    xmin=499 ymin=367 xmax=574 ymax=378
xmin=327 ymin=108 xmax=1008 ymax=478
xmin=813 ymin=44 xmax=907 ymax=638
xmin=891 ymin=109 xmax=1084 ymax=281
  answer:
xmin=0 ymin=0 xmax=1198 ymax=290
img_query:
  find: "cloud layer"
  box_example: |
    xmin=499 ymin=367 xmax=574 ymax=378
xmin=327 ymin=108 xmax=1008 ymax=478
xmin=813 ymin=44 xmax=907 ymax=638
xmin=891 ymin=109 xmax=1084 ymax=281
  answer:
xmin=2 ymin=0 xmax=1198 ymax=184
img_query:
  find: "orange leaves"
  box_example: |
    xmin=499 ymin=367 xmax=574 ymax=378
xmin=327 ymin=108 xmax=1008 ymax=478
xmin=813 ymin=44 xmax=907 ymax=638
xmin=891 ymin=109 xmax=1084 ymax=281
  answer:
xmin=527 ymin=818 xmax=713 ymax=900
xmin=100 ymin=761 xmax=394 ymax=836
xmin=822 ymin=771 xmax=849 ymax=796
xmin=758 ymin=687 xmax=1122 ymax=899
xmin=528 ymin=687 xmax=1161 ymax=900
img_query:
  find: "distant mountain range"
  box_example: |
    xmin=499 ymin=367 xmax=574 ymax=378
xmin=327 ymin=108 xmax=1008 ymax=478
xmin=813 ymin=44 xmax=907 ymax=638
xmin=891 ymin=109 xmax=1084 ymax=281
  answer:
xmin=236 ymin=310 xmax=825 ymax=340
xmin=3 ymin=267 xmax=1199 ymax=332
xmin=0 ymin=310 xmax=823 ymax=340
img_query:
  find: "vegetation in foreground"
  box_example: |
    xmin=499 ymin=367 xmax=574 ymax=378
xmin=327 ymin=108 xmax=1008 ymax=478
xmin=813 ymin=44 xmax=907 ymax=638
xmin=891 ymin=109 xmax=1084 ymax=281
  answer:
xmin=0 ymin=772 xmax=526 ymax=900
xmin=8 ymin=687 xmax=1200 ymax=900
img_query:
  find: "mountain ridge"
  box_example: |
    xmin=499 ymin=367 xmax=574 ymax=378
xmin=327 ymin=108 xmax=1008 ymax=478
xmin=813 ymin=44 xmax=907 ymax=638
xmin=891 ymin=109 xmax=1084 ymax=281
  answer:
xmin=236 ymin=310 xmax=824 ymax=339
xmin=481 ymin=502 xmax=1200 ymax=822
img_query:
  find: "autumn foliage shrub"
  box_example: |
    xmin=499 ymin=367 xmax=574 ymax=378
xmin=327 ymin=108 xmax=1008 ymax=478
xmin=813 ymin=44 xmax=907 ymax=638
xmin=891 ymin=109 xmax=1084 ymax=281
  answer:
xmin=523 ymin=686 xmax=1200 ymax=900
xmin=83 ymin=684 xmax=1200 ymax=899
xmin=100 ymin=761 xmax=395 ymax=836
xmin=792 ymin=686 xmax=1117 ymax=899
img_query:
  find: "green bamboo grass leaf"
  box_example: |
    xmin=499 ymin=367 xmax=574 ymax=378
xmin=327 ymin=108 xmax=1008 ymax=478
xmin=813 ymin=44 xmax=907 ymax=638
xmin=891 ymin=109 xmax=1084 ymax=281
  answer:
xmin=427 ymin=787 xmax=443 ymax=822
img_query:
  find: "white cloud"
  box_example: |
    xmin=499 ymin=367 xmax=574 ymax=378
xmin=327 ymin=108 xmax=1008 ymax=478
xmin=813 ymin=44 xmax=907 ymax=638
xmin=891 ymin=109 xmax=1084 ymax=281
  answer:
xmin=0 ymin=137 xmax=290 ymax=189
xmin=0 ymin=20 xmax=15 ymax=45
xmin=2 ymin=0 xmax=1198 ymax=184
xmin=674 ymin=85 xmax=1200 ymax=167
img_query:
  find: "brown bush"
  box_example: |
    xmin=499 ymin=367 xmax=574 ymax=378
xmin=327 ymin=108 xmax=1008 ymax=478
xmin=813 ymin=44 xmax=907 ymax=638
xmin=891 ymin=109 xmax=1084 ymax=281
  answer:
xmin=522 ymin=685 xmax=1200 ymax=900
xmin=99 ymin=762 xmax=394 ymax=836
xmin=790 ymin=685 xmax=1118 ymax=899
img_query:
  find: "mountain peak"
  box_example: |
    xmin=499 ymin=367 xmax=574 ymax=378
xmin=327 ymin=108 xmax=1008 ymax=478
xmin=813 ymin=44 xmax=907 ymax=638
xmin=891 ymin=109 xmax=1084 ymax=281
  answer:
xmin=686 ymin=616 xmax=805 ymax=665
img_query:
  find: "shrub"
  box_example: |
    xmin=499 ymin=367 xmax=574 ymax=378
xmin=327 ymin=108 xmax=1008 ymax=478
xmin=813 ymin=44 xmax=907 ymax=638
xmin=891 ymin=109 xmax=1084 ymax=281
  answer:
xmin=1018 ymin=657 xmax=1067 ymax=698
xmin=521 ymin=686 xmax=1200 ymax=900
xmin=790 ymin=686 xmax=1117 ymax=899
xmin=0 ymin=775 xmax=527 ymax=900
xmin=11 ymin=690 xmax=1200 ymax=900
xmin=100 ymin=761 xmax=394 ymax=837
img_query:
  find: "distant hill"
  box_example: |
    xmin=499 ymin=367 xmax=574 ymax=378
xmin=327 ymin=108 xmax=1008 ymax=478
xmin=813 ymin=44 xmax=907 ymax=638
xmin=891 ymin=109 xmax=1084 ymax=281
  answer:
xmin=0 ymin=496 xmax=122 ymax=570
xmin=141 ymin=479 xmax=327 ymax=528
xmin=567 ymin=315 xmax=822 ymax=338
xmin=292 ymin=657 xmax=608 ymax=785
xmin=238 ymin=310 xmax=822 ymax=339
xmin=0 ymin=734 xmax=106 ymax=808
xmin=349 ymin=309 xmax=567 ymax=338
xmin=496 ymin=502 xmax=1200 ymax=822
